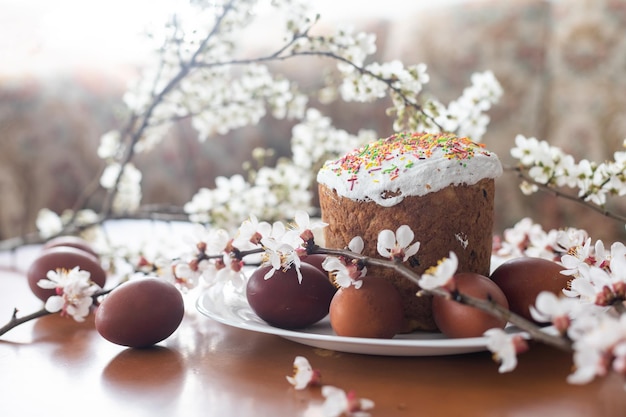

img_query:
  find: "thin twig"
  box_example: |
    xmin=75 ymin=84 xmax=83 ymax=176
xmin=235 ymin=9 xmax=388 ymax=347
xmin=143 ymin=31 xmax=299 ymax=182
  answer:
xmin=0 ymin=287 xmax=116 ymax=338
xmin=506 ymin=165 xmax=626 ymax=224
xmin=101 ymin=0 xmax=237 ymax=218
xmin=0 ymin=308 xmax=51 ymax=337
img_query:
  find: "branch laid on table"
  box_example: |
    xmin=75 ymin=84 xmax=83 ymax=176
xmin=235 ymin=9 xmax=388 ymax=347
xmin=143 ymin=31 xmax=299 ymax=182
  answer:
xmin=0 ymin=285 xmax=116 ymax=338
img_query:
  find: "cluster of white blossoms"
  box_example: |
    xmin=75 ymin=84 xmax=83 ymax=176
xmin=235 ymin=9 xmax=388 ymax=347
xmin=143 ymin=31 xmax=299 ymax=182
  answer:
xmin=290 ymin=109 xmax=377 ymax=173
xmin=183 ymin=160 xmax=312 ymax=231
xmin=31 ymin=0 xmax=505 ymax=234
xmin=287 ymin=356 xmax=374 ymax=417
xmin=35 ymin=208 xmax=100 ymax=240
xmin=99 ymin=163 xmax=143 ymax=213
xmin=530 ymin=240 xmax=626 ymax=384
xmin=173 ymin=211 xmax=327 ymax=288
xmin=37 ymin=267 xmax=101 ymax=322
xmin=511 ymin=134 xmax=626 ymax=207
xmin=481 ymin=216 xmax=626 ymax=382
xmin=183 ymin=108 xmax=377 ymax=229
xmin=493 ymin=216 xmax=589 ymax=261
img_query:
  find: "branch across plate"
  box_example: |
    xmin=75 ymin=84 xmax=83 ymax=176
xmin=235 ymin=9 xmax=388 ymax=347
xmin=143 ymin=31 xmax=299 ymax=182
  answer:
xmin=196 ymin=282 xmax=525 ymax=356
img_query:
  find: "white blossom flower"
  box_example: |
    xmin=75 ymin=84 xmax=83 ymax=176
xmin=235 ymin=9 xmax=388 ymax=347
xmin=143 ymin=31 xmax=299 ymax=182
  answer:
xmin=286 ymin=356 xmax=320 ymax=390
xmin=417 ymin=252 xmax=458 ymax=291
xmin=318 ymin=386 xmax=374 ymax=417
xmin=563 ymin=251 xmax=626 ymax=306
xmin=567 ymin=347 xmax=605 ymax=385
xmin=563 ymin=268 xmax=602 ymax=303
xmin=36 ymin=208 xmax=64 ymax=239
xmin=555 ymin=227 xmax=589 ymax=254
xmin=291 ymin=210 xmax=327 ymax=241
xmin=233 ymin=214 xmax=272 ymax=248
xmin=567 ymin=314 xmax=626 ymax=384
xmin=512 ymin=188 xmax=537 ymax=203
xmin=523 ymin=228 xmax=559 ymax=260
xmin=260 ymin=230 xmax=304 ymax=282
xmin=560 ymin=237 xmax=594 ymax=276
xmin=322 ymin=236 xmax=366 ymax=288
xmin=376 ymin=225 xmax=420 ymax=262
xmin=97 ymin=130 xmax=121 ymax=160
xmin=195 ymin=227 xmax=232 ymax=255
xmin=529 ymin=291 xmax=581 ymax=332
xmin=510 ymin=135 xmax=544 ymax=167
xmin=554 ymin=154 xmax=578 ymax=188
xmin=495 ymin=217 xmax=536 ymax=257
xmin=172 ymin=258 xmax=210 ymax=290
xmin=612 ymin=341 xmax=626 ymax=375
xmin=99 ymin=162 xmax=142 ymax=213
xmin=348 ymin=236 xmax=364 ymax=254
xmin=198 ymin=257 xmax=246 ymax=291
xmin=430 ymin=99 xmax=460 ymax=132
xmin=484 ymin=328 xmax=528 ymax=373
xmin=37 ymin=267 xmax=100 ymax=322
xmin=322 ymin=256 xmax=366 ymax=289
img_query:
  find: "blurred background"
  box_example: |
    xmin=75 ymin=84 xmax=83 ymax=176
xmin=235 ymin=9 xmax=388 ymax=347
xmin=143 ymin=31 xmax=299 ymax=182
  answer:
xmin=2 ymin=0 xmax=626 ymax=243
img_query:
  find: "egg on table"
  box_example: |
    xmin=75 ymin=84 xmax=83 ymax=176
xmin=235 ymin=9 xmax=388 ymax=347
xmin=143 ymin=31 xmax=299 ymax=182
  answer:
xmin=95 ymin=278 xmax=185 ymax=348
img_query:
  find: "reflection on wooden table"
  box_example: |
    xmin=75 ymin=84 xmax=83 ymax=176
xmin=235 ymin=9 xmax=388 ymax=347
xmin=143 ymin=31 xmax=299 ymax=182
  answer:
xmin=1 ymin=252 xmax=625 ymax=417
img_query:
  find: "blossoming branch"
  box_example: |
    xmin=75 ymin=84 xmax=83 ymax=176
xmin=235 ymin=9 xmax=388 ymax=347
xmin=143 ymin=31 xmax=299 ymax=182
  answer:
xmin=0 ymin=0 xmax=502 ymax=250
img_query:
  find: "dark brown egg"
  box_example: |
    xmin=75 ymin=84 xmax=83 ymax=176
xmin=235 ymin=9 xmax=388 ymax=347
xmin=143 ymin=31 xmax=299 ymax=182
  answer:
xmin=246 ymin=263 xmax=336 ymax=329
xmin=27 ymin=246 xmax=107 ymax=301
xmin=329 ymin=276 xmax=404 ymax=339
xmin=43 ymin=235 xmax=99 ymax=259
xmin=95 ymin=278 xmax=184 ymax=348
xmin=490 ymin=257 xmax=568 ymax=322
xmin=432 ymin=272 xmax=509 ymax=338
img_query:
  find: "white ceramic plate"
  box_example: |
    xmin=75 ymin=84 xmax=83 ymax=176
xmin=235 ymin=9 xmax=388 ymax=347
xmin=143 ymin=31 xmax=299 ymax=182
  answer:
xmin=196 ymin=282 xmax=526 ymax=356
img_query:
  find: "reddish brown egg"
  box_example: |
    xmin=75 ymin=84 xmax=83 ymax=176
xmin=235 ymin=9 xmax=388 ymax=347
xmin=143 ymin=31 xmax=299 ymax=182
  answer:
xmin=95 ymin=278 xmax=184 ymax=348
xmin=27 ymin=246 xmax=107 ymax=301
xmin=490 ymin=257 xmax=568 ymax=322
xmin=43 ymin=235 xmax=99 ymax=259
xmin=329 ymin=276 xmax=404 ymax=339
xmin=246 ymin=263 xmax=336 ymax=329
xmin=432 ymin=272 xmax=509 ymax=338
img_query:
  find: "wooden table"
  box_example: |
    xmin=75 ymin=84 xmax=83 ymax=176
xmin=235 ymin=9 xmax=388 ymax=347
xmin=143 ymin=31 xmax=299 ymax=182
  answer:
xmin=1 ymin=247 xmax=625 ymax=417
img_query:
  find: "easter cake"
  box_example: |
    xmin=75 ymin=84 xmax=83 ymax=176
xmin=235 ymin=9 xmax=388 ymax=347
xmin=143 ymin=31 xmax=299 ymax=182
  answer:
xmin=317 ymin=132 xmax=503 ymax=331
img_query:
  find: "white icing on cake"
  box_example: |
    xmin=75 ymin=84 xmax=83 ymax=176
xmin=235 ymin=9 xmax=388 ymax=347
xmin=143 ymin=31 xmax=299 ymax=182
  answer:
xmin=316 ymin=132 xmax=503 ymax=207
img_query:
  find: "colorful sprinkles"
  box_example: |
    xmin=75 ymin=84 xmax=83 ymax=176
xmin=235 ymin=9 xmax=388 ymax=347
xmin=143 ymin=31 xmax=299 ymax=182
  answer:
xmin=329 ymin=132 xmax=492 ymax=190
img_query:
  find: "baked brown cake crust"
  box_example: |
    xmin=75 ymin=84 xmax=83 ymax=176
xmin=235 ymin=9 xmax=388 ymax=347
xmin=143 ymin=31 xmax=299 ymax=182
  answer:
xmin=319 ymin=179 xmax=496 ymax=331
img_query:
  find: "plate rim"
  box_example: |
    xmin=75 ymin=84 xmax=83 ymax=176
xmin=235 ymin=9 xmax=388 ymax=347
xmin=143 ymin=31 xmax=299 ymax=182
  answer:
xmin=195 ymin=287 xmax=510 ymax=355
